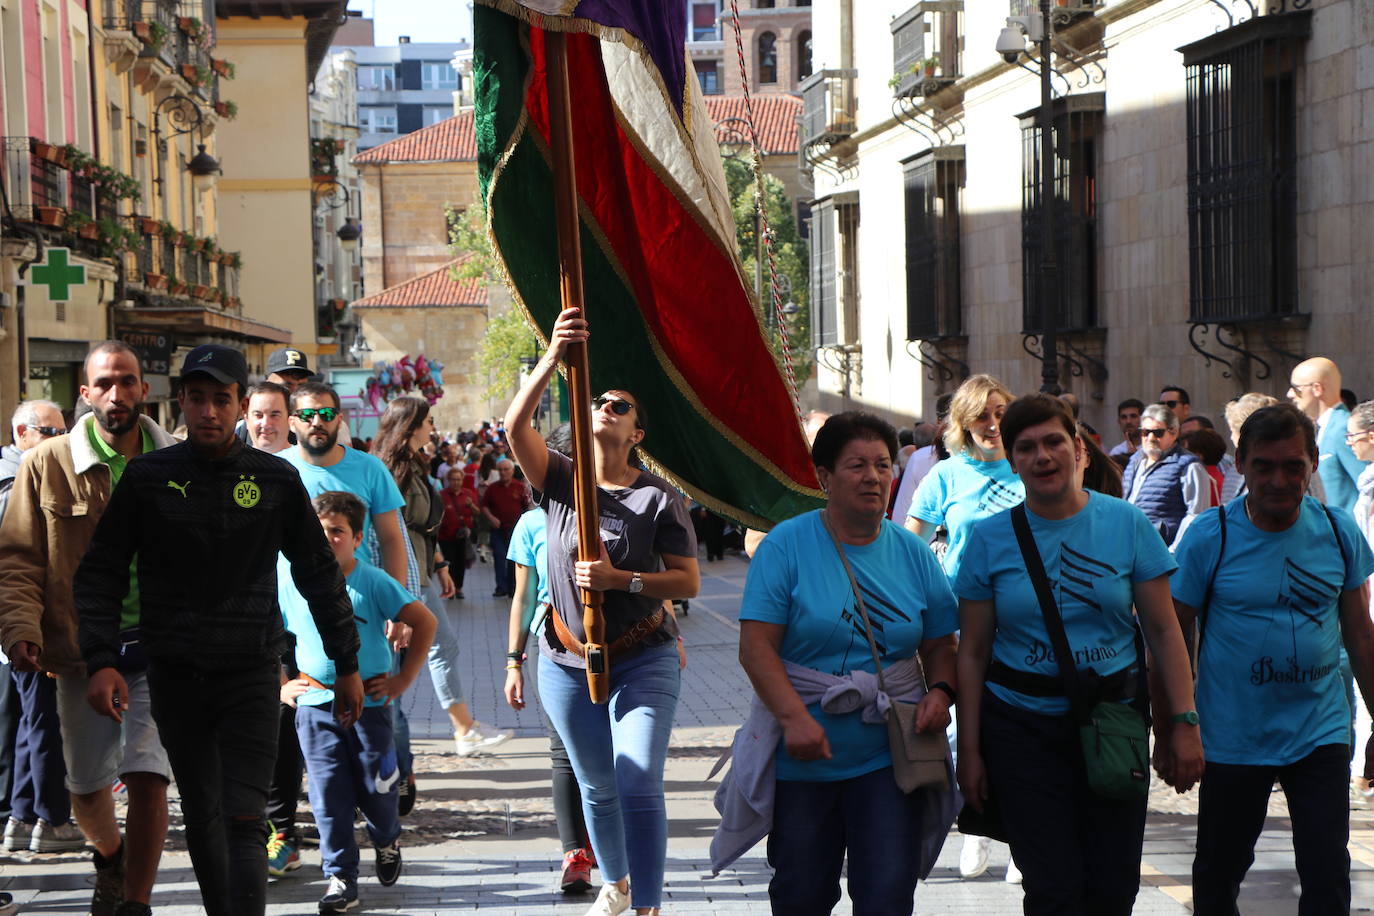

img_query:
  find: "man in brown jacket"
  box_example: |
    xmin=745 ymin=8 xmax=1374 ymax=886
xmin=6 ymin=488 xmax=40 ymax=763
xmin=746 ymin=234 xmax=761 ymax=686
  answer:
xmin=0 ymin=341 xmax=177 ymax=916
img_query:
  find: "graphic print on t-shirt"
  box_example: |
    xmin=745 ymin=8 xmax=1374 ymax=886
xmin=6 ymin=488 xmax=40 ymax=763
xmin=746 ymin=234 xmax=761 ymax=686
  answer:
xmin=1057 ymin=545 xmax=1119 ymax=615
xmin=835 ymin=582 xmax=912 ymax=674
xmin=977 ymin=478 xmax=1024 ymax=516
xmin=1277 ymin=558 xmax=1336 ymax=629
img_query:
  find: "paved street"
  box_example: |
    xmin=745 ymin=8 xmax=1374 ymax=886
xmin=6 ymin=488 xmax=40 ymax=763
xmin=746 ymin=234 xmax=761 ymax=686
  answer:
xmin=4 ymin=552 xmax=1374 ymax=913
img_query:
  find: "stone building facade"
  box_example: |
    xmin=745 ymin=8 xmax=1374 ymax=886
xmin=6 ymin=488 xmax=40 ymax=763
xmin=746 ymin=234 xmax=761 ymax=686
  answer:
xmin=805 ymin=0 xmax=1374 ymax=442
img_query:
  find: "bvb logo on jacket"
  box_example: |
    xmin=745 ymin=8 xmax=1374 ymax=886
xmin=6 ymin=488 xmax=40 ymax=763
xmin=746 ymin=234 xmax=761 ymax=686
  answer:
xmin=233 ymin=474 xmax=261 ymax=508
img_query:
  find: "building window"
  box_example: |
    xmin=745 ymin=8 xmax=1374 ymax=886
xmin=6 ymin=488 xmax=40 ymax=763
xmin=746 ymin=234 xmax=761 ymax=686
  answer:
xmin=423 ymin=106 xmax=451 ymax=126
xmin=757 ymin=32 xmax=777 ymax=85
xmin=1181 ymin=14 xmax=1309 ymax=323
xmin=421 ymin=61 xmax=458 ymax=91
xmin=695 ymin=60 xmax=720 ymax=95
xmin=904 ymin=150 xmax=965 ymax=340
xmin=691 ymin=1 xmax=719 ymax=41
xmin=357 ymin=65 xmax=395 ymax=91
xmin=797 ymin=30 xmax=812 ymax=80
xmin=1019 ymin=94 xmax=1103 ymax=334
xmin=810 ymin=195 xmax=859 ymax=347
xmin=757 ymin=0 xmax=774 ymax=7
xmin=360 ymin=106 xmax=398 ymax=134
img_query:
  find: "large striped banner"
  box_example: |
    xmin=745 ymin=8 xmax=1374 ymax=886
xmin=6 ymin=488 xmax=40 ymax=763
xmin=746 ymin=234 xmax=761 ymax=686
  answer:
xmin=474 ymin=0 xmax=823 ymax=528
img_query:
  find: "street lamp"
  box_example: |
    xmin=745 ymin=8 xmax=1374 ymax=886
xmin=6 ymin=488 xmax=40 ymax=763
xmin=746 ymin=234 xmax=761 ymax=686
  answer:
xmin=336 ymin=217 xmax=361 ymax=253
xmin=997 ymin=2 xmax=1061 ymax=395
xmin=188 ymin=144 xmax=222 ymax=192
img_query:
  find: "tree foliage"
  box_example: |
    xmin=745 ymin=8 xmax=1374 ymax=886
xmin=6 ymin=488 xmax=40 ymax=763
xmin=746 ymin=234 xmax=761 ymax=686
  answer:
xmin=447 ymin=204 xmax=538 ymax=400
xmin=721 ymin=155 xmax=812 ymax=386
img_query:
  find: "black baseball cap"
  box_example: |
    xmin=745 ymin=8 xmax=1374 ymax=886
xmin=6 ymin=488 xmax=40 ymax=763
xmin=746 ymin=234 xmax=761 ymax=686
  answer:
xmin=266 ymin=347 xmax=312 ymax=377
xmin=180 ymin=344 xmax=248 ymax=393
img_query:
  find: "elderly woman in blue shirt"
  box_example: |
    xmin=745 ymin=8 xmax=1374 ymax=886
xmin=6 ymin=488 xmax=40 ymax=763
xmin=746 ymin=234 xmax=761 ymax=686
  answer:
xmin=723 ymin=412 xmax=959 ymax=916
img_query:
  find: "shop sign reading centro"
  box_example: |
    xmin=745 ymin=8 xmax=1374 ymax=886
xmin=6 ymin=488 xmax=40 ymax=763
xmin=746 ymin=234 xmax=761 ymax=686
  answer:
xmin=27 ymin=248 xmax=87 ymax=302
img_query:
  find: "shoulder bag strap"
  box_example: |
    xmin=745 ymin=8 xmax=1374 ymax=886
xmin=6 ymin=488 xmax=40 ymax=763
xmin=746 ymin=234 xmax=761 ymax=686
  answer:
xmin=820 ymin=511 xmax=922 ymax=695
xmin=1010 ymin=503 xmax=1083 ymax=708
xmin=1197 ymin=504 xmax=1227 ymax=653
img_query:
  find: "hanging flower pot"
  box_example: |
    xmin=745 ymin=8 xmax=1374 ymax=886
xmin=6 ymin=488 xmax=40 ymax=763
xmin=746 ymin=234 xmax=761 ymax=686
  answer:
xmin=170 ymin=280 xmax=188 ymax=296
xmin=31 ymin=141 xmax=66 ymax=166
xmin=144 ymin=272 xmax=168 ymax=290
xmin=133 ymin=21 xmax=152 ymax=43
xmin=180 ymin=63 xmax=199 ymax=84
xmin=35 ymin=206 xmax=66 ymax=227
xmin=77 ymin=223 xmax=99 ymax=240
xmin=139 ymin=216 xmax=160 ymax=236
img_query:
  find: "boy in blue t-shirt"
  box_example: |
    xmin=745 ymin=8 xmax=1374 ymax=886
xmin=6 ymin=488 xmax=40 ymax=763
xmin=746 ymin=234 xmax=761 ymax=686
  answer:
xmin=279 ymin=491 xmax=436 ymax=914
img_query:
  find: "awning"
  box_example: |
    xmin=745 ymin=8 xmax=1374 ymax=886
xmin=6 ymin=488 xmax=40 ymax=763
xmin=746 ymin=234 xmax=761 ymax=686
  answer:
xmin=113 ymin=306 xmax=292 ymax=345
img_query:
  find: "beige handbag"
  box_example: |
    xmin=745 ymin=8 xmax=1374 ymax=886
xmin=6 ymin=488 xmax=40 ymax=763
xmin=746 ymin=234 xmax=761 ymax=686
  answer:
xmin=821 ymin=513 xmax=949 ymax=794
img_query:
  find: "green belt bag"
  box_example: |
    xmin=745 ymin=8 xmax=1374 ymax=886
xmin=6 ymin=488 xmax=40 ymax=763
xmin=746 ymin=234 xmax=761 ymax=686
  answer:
xmin=1011 ymin=505 xmax=1151 ymax=802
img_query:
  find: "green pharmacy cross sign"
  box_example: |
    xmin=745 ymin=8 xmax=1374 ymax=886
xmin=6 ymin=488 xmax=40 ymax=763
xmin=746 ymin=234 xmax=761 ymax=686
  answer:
xmin=29 ymin=248 xmax=87 ymax=302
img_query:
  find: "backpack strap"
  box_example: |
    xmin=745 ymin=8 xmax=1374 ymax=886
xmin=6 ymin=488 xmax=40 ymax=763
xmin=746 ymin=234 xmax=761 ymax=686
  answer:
xmin=1320 ymin=503 xmax=1350 ymax=583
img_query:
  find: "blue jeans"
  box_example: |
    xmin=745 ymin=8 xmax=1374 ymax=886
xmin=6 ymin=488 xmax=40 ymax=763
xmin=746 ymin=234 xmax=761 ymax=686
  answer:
xmin=490 ymin=527 xmax=515 ymax=594
xmin=423 ymin=575 xmax=464 ymax=708
xmin=768 ymin=767 xmax=931 ymax=916
xmin=538 ymin=642 xmax=680 ymax=910
xmin=296 ymin=704 xmax=401 ymax=882
xmin=10 ymin=669 xmax=70 ymax=825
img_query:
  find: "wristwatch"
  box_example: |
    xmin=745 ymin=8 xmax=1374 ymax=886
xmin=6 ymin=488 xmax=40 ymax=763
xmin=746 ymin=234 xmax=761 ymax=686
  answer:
xmin=628 ymin=572 xmax=645 ymax=594
xmin=1171 ymin=710 xmax=1200 ymax=726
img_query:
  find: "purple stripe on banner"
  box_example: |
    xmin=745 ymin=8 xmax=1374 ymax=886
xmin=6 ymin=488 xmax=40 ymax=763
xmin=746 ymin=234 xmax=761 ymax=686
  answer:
xmin=572 ymin=0 xmax=688 ymax=119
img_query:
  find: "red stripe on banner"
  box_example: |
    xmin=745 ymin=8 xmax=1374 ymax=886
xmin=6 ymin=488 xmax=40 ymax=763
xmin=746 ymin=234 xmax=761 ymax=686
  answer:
xmin=523 ymin=28 xmax=818 ymax=489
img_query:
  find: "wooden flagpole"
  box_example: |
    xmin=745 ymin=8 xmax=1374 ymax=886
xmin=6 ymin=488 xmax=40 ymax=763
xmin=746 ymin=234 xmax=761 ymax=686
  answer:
xmin=545 ymin=30 xmax=608 ymax=704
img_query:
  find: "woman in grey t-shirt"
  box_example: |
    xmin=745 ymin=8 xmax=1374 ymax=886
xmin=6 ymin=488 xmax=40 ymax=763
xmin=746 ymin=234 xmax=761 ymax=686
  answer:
xmin=507 ymin=307 xmax=699 ymax=916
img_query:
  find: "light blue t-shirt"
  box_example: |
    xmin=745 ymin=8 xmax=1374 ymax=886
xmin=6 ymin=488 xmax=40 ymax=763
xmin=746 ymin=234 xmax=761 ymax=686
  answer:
xmin=280 ymin=558 xmax=416 ymax=708
xmin=508 ymin=509 xmax=550 ymax=605
xmin=741 ymin=511 xmax=959 ymax=782
xmin=909 ymin=454 xmax=1025 ymax=578
xmin=954 ymin=492 xmax=1177 ymax=715
xmin=282 ymin=447 xmax=405 ymax=562
xmin=1173 ymin=497 xmax=1374 ymax=766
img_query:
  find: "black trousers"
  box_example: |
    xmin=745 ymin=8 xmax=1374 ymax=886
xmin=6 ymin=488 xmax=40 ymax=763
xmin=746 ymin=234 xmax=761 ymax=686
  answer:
xmin=438 ymin=535 xmax=469 ymax=590
xmin=535 ymin=674 xmax=587 ymax=853
xmin=264 ymin=702 xmax=303 ymax=842
xmin=1192 ymin=743 xmax=1350 ymax=915
xmin=149 ymin=662 xmax=279 ymax=916
xmin=981 ymin=692 xmax=1147 ymax=916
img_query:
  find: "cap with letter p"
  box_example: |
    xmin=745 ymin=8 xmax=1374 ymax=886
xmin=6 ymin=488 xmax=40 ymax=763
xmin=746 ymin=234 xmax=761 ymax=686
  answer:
xmin=266 ymin=347 xmax=312 ymax=377
xmin=180 ymin=344 xmax=249 ymax=394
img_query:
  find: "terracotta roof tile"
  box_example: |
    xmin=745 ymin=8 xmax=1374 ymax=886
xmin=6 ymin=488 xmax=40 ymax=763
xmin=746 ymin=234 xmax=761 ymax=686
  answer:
xmin=353 ymin=112 xmax=477 ymax=164
xmin=351 ymin=94 xmax=801 ymax=164
xmin=351 ymin=258 xmax=487 ymax=309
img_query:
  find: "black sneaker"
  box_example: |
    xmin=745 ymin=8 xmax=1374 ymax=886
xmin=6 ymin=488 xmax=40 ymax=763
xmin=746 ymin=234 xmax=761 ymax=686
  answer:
xmin=114 ymin=903 xmax=152 ymax=916
xmin=298 ymin=823 xmax=321 ymax=847
xmin=318 ymin=875 xmax=358 ymax=913
xmin=91 ymin=843 xmax=126 ymax=916
xmin=397 ymin=776 xmax=416 ymax=817
xmin=374 ymin=841 xmax=402 ymax=887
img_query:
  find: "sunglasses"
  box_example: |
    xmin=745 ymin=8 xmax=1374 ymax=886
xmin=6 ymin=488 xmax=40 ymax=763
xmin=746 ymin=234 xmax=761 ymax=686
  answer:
xmin=1141 ymin=427 xmax=1172 ymax=438
xmin=292 ymin=407 xmax=339 ymax=423
xmin=1346 ymin=430 xmax=1371 ymax=443
xmin=592 ymin=396 xmax=634 ymax=416
xmin=1161 ymin=400 xmax=1182 ymax=409
xmin=33 ymin=425 xmax=66 ymax=438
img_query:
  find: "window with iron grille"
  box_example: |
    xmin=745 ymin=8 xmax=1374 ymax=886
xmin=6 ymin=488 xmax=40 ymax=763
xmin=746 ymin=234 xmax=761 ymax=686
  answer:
xmin=1019 ymin=93 xmax=1103 ymax=334
xmin=1180 ymin=13 xmax=1309 ymax=323
xmin=810 ymin=198 xmax=837 ymax=347
xmin=810 ymin=195 xmax=859 ymax=348
xmin=904 ymin=148 xmax=964 ymax=340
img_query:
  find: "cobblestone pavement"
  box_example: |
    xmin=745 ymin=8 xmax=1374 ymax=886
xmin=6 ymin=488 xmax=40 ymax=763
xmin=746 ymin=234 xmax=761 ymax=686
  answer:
xmin=4 ymin=552 xmax=1374 ymax=912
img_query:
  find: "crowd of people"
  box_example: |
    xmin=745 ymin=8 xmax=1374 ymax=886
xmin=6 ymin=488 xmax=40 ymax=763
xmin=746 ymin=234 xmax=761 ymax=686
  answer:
xmin=0 ymin=322 xmax=1371 ymax=916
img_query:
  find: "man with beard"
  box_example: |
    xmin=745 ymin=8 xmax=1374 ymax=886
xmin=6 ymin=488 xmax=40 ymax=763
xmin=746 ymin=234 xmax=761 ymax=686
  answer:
xmin=280 ymin=382 xmax=408 ymax=586
xmin=73 ymin=345 xmax=360 ymax=916
xmin=0 ymin=341 xmax=178 ymax=915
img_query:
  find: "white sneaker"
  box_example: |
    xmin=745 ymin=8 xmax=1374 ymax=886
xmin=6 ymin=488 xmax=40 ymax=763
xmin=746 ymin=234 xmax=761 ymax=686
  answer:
xmin=1005 ymin=855 xmax=1022 ymax=885
xmin=2 ymin=818 xmax=31 ymax=852
xmin=29 ymin=818 xmax=87 ymax=852
xmin=958 ymin=834 xmax=990 ymax=879
xmin=583 ymin=882 xmax=631 ymax=916
xmin=455 ymin=721 xmax=512 ymax=757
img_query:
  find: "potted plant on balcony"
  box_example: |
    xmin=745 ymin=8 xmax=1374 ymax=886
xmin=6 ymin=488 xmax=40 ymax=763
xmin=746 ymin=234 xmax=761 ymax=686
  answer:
xmin=180 ymin=63 xmax=200 ymax=84
xmin=228 ymin=252 xmax=242 ymax=270
xmin=169 ymin=275 xmax=188 ymax=296
xmin=30 ymin=139 xmax=66 ymax=167
xmin=61 ymin=145 xmax=94 ymax=177
xmin=920 ymin=56 xmax=940 ymax=78
xmin=211 ymin=58 xmax=234 ymax=79
xmin=65 ymin=210 xmax=98 ymax=240
xmin=214 ymin=100 xmax=237 ymax=119
xmin=144 ymin=270 xmax=168 ymax=290
xmin=34 ymin=206 xmax=66 ymax=227
xmin=139 ymin=215 xmax=161 ymax=236
xmin=192 ymin=283 xmax=212 ymax=300
xmin=183 ymin=231 xmax=204 ymax=252
xmin=160 ymin=221 xmax=181 ymax=247
xmin=97 ymin=219 xmax=138 ymax=259
xmin=225 ymin=294 xmax=241 ymax=310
